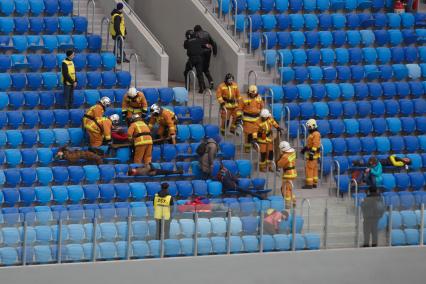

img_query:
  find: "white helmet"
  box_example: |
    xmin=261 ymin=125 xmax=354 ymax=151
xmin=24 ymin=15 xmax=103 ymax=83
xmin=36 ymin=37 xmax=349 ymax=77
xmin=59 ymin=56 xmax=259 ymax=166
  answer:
xmin=306 ymin=119 xmax=317 ymax=130
xmin=279 ymin=141 xmax=294 ymax=152
xmin=260 ymin=108 xmax=271 ymax=118
xmin=100 ymin=96 xmax=111 ymax=107
xmin=128 ymin=87 xmax=138 ymax=98
xmin=109 ymin=114 xmax=120 ymax=124
xmin=150 ymin=103 xmax=161 ymax=115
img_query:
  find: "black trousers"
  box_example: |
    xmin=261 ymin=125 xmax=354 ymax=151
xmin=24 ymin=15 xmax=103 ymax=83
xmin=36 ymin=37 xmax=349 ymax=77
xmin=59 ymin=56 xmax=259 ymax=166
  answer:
xmin=113 ymin=37 xmax=126 ymax=61
xmin=63 ymin=84 xmax=74 ymax=109
xmin=156 ymin=219 xmax=171 ymax=240
xmin=363 ymin=218 xmax=379 ymax=246
xmin=184 ymin=56 xmax=206 ymax=90
xmin=202 ymin=50 xmax=213 ymax=84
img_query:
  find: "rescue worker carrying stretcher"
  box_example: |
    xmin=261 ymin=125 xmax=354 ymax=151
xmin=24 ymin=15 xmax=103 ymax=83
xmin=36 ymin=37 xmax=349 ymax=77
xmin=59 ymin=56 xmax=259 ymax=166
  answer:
xmin=277 ymin=141 xmax=297 ymax=207
xmin=82 ymin=97 xmax=112 ymax=127
xmin=301 ymin=119 xmax=321 ymax=189
xmin=85 ymin=114 xmax=120 ymax=147
xmin=148 ymin=104 xmax=178 ymax=144
xmin=216 ymin=73 xmax=241 ymax=135
xmin=237 ymin=85 xmax=263 ymax=153
xmin=121 ymin=87 xmax=148 ymax=124
xmin=128 ymin=114 xmax=153 ymax=164
xmin=252 ymin=109 xmax=282 ymax=172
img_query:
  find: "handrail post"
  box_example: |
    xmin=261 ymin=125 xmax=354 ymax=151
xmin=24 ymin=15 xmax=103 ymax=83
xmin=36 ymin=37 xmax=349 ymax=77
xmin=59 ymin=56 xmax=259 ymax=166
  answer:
xmin=268 ymin=87 xmax=274 ymax=116
xmin=323 ymin=200 xmax=328 ymax=249
xmin=203 ymin=89 xmax=213 ymax=124
xmin=252 ymin=142 xmax=260 ymax=177
xmin=160 ymin=216 xmax=165 ymax=258
xmin=300 ymin=198 xmax=311 ymax=233
xmin=126 ymin=214 xmax=132 ymax=260
xmin=387 ymin=205 xmax=393 ymax=247
xmin=219 ymin=0 xmax=223 ymax=18
xmin=226 ymin=209 xmax=232 ymax=254
xmin=194 ymin=211 xmax=199 ymax=256
xmin=247 ymin=70 xmax=258 ymax=87
xmin=230 ymin=0 xmax=238 ymax=35
xmin=86 ymin=0 xmax=96 ymax=34
xmin=259 ymin=210 xmax=264 ymax=253
xmin=272 ymin=162 xmax=277 ymax=196
xmin=57 ymin=218 xmax=63 ymax=264
xmin=100 ymin=17 xmax=111 ymax=51
xmin=320 ymin=146 xmax=324 ymax=186
xmin=262 ymin=34 xmax=269 ymax=71
xmin=129 ymin=53 xmax=140 ymax=87
xmin=92 ymin=217 xmax=98 ymax=262
xmin=291 ymin=206 xmax=296 ymax=251
xmin=236 ymin=124 xmax=244 ymax=159
xmin=284 ymin=106 xmax=290 ymax=142
xmin=353 ymin=178 xmax=360 ymax=248
xmin=77 ymin=0 xmax=80 ymax=16
xmin=186 ymin=70 xmax=196 ymax=106
xmin=22 ymin=220 xmax=28 ymax=266
xmin=420 ymin=204 xmax=424 ymax=246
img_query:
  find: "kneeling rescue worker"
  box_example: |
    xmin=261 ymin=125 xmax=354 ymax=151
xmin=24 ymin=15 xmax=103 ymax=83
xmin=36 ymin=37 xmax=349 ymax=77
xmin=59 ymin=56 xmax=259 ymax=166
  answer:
xmin=85 ymin=114 xmax=120 ymax=147
xmin=237 ymin=84 xmax=263 ymax=152
xmin=302 ymin=119 xmax=321 ymax=189
xmin=82 ymin=97 xmax=112 ymax=126
xmin=277 ymin=141 xmax=297 ymax=207
xmin=148 ymin=104 xmax=178 ymax=144
xmin=216 ymin=73 xmax=241 ymax=135
xmin=122 ymin=87 xmax=148 ymax=124
xmin=127 ymin=114 xmax=153 ymax=164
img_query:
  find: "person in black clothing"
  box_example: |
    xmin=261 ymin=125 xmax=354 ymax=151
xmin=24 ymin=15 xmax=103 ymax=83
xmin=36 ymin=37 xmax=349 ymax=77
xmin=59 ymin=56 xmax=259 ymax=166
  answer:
xmin=62 ymin=50 xmax=76 ymax=109
xmin=183 ymin=29 xmax=206 ymax=94
xmin=194 ymin=25 xmax=217 ymax=90
xmin=361 ymin=186 xmax=385 ymax=247
xmin=110 ymin=3 xmax=129 ymax=63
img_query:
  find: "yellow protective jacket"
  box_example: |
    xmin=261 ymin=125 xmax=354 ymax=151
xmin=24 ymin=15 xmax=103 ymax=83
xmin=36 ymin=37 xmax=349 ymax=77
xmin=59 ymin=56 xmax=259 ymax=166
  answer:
xmin=109 ymin=10 xmax=125 ymax=37
xmin=253 ymin=118 xmax=280 ymax=143
xmin=85 ymin=117 xmax=112 ymax=140
xmin=305 ymin=131 xmax=321 ymax=160
xmin=237 ymin=94 xmax=264 ymax=122
xmin=122 ymin=92 xmax=148 ymax=114
xmin=83 ymin=103 xmax=105 ymax=126
xmin=216 ymin=82 xmax=241 ymax=109
xmin=277 ymin=152 xmax=297 ymax=179
xmin=154 ymin=194 xmax=172 ymax=220
xmin=148 ymin=109 xmax=177 ymax=135
xmin=128 ymin=120 xmax=153 ymax=146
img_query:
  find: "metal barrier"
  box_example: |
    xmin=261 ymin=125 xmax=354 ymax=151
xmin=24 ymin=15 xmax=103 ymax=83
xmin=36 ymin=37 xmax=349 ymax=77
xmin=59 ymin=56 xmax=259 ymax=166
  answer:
xmin=218 ymin=107 xmax=232 ymax=142
xmin=235 ymin=124 xmax=244 ymax=159
xmin=230 ymin=0 xmax=238 ymax=35
xmin=284 ymin=105 xmax=290 ymax=142
xmin=247 ymin=70 xmax=258 ymax=87
xmin=291 ymin=206 xmax=296 ymax=251
xmin=251 ymin=142 xmax=261 ymax=177
xmin=126 ymin=215 xmax=132 ymax=260
xmin=160 ymin=216 xmax=165 ymax=258
xmin=57 ymin=219 xmax=63 ymax=263
xmin=387 ymin=205 xmax=393 ymax=247
xmin=100 ymin=17 xmax=111 ymax=51
xmin=226 ymin=209 xmax=232 ymax=254
xmin=300 ymin=198 xmax=311 ymax=233
xmin=203 ymin=89 xmax=213 ymax=124
xmin=262 ymin=34 xmax=269 ymax=71
xmin=128 ymin=53 xmax=140 ymax=87
xmin=86 ymin=0 xmax=96 ymax=34
xmin=194 ymin=212 xmax=199 ymax=256
xmin=267 ymin=87 xmax=274 ymax=115
xmin=186 ymin=70 xmax=196 ymax=106
xmin=323 ymin=199 xmax=329 ymax=249
xmin=319 ymin=145 xmax=324 ymax=186
xmin=259 ymin=211 xmax=264 ymax=252
xmin=22 ymin=220 xmax=28 ymax=266
xmin=243 ymin=16 xmax=253 ymax=54
xmin=329 ymin=160 xmax=341 ymax=197
xmin=114 ymin=35 xmax=125 ymax=68
xmin=91 ymin=217 xmax=98 ymax=262
xmin=351 ymin=178 xmax=360 ymax=248
xmin=266 ymin=161 xmax=277 ymax=194
xmin=420 ymin=204 xmax=425 ymax=246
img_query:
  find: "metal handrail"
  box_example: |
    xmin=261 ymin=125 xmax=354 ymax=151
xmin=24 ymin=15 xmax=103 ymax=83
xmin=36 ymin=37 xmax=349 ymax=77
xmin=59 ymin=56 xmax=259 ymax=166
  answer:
xmin=262 ymin=34 xmax=269 ymax=71
xmin=219 ymin=106 xmax=230 ymax=141
xmin=247 ymin=70 xmax=257 ymax=87
xmin=387 ymin=205 xmax=393 ymax=247
xmin=266 ymin=161 xmax=277 ymax=193
xmin=284 ymin=106 xmax=290 ymax=142
xmin=291 ymin=206 xmax=296 ymax=251
xmin=230 ymin=0 xmax=238 ymax=36
xmin=91 ymin=217 xmax=98 ymax=262
xmin=128 ymin=53 xmax=140 ymax=87
xmin=186 ymin=70 xmax=196 ymax=106
xmin=122 ymin=0 xmax=165 ymax=54
xmin=267 ymin=87 xmax=274 ymax=114
xmin=252 ymin=142 xmax=261 ymax=177
xmin=236 ymin=124 xmax=244 ymax=159
xmin=329 ymin=160 xmax=341 ymax=197
xmin=319 ymin=145 xmax=324 ymax=186
xmin=22 ymin=220 xmax=28 ymax=265
xmin=203 ymin=89 xmax=213 ymax=124
xmin=420 ymin=204 xmax=424 ymax=246
xmin=300 ymin=198 xmax=311 ymax=233
xmin=349 ymin=178 xmax=359 ymax=204
xmin=242 ymin=16 xmax=253 ymax=54
xmin=86 ymin=0 xmax=96 ymax=34
xmin=100 ymin=17 xmax=111 ymax=51
xmin=57 ymin=219 xmax=63 ymax=263
xmin=114 ymin=35 xmax=125 ymax=68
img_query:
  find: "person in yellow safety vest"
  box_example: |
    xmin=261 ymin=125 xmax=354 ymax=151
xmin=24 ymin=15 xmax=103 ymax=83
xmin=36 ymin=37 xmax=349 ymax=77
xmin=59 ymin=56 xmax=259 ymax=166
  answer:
xmin=148 ymin=104 xmax=178 ymax=144
xmin=62 ymin=50 xmax=76 ymax=109
xmin=85 ymin=114 xmax=119 ymax=147
xmin=252 ymin=109 xmax=282 ymax=172
xmin=301 ymin=119 xmax=321 ymax=189
xmin=82 ymin=97 xmax=112 ymax=128
xmin=109 ymin=3 xmax=129 ymax=63
xmin=237 ymin=84 xmax=264 ymax=153
xmin=127 ymin=114 xmax=153 ymax=164
xmin=277 ymin=141 xmax=297 ymax=207
xmin=121 ymin=87 xmax=148 ymax=124
xmin=154 ymin=183 xmax=174 ymax=240
xmin=216 ymin=73 xmax=241 ymax=135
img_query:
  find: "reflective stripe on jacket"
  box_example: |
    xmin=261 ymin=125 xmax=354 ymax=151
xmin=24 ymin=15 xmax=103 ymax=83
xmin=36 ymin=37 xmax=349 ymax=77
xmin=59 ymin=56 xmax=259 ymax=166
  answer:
xmin=128 ymin=120 xmax=153 ymax=146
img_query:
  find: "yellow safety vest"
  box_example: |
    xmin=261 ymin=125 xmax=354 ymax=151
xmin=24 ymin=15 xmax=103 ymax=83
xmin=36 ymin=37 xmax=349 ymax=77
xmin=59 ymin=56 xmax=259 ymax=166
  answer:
xmin=109 ymin=12 xmax=125 ymax=37
xmin=62 ymin=58 xmax=75 ymax=85
xmin=154 ymin=194 xmax=172 ymax=220
xmin=282 ymin=152 xmax=297 ymax=179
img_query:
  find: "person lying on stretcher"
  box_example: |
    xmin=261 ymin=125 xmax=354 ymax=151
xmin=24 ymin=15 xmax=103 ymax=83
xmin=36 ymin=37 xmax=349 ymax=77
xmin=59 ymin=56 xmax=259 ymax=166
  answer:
xmin=127 ymin=163 xmax=183 ymax=176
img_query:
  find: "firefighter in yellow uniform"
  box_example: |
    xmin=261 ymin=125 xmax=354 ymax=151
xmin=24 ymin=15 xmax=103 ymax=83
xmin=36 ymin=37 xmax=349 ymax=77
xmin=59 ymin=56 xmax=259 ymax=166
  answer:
xmin=84 ymin=114 xmax=119 ymax=147
xmin=216 ymin=73 xmax=241 ymax=135
xmin=154 ymin=183 xmax=173 ymax=240
xmin=252 ymin=109 xmax=282 ymax=172
xmin=109 ymin=3 xmax=128 ymax=63
xmin=127 ymin=114 xmax=153 ymax=164
xmin=148 ymin=104 xmax=178 ymax=144
xmin=277 ymin=141 xmax=297 ymax=207
xmin=122 ymin=87 xmax=148 ymax=124
xmin=82 ymin=97 xmax=112 ymax=127
xmin=302 ymin=119 xmax=321 ymax=189
xmin=237 ymin=85 xmax=264 ymax=152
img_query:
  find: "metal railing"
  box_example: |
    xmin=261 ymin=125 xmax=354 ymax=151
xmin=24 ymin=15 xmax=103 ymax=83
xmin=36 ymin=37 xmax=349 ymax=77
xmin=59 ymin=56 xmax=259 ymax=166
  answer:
xmin=230 ymin=0 xmax=238 ymax=36
xmin=301 ymin=198 xmax=312 ymax=233
xmin=283 ymin=105 xmax=291 ymax=142
xmin=265 ymin=161 xmax=277 ymax=194
xmin=128 ymin=53 xmax=139 ymax=87
xmin=330 ymin=160 xmax=341 ymax=197
xmin=203 ymin=89 xmax=214 ymax=124
xmin=242 ymin=16 xmax=253 ymax=54
xmin=251 ymin=142 xmax=261 ymax=177
xmin=235 ymin=124 xmax=244 ymax=159
xmin=100 ymin=17 xmax=111 ymax=51
xmin=86 ymin=0 xmax=96 ymax=34
xmin=186 ymin=70 xmax=197 ymax=106
xmin=247 ymin=70 xmax=257 ymax=87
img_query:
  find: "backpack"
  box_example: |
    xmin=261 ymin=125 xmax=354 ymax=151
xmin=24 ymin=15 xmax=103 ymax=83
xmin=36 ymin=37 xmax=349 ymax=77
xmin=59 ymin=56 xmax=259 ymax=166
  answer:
xmin=196 ymin=140 xmax=216 ymax=156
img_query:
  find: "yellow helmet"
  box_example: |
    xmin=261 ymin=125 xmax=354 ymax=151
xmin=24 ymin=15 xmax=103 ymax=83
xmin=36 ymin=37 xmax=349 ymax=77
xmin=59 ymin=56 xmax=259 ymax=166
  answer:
xmin=248 ymin=85 xmax=257 ymax=94
xmin=306 ymin=119 xmax=317 ymax=130
xmin=266 ymin=208 xmax=275 ymax=215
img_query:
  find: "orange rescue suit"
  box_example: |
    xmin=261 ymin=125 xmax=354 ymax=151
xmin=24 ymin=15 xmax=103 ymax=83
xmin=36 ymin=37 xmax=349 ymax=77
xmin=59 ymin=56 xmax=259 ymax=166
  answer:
xmin=83 ymin=103 xmax=105 ymax=127
xmin=305 ymin=130 xmax=321 ymax=186
xmin=122 ymin=91 xmax=148 ymax=119
xmin=128 ymin=120 xmax=153 ymax=164
xmin=216 ymin=82 xmax=241 ymax=132
xmin=84 ymin=117 xmax=112 ymax=147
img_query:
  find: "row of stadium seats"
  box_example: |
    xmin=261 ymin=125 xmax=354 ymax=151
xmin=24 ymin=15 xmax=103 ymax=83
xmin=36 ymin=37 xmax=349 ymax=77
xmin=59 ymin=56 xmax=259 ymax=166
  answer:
xmin=224 ymin=0 xmax=392 ymax=14
xmin=336 ymin=173 xmax=426 ymax=193
xmin=0 ymin=0 xmax=72 ymax=16
xmin=0 ymin=52 xmax=117 ymax=72
xmin=0 ymin=16 xmax=87 ymax=35
xmin=321 ymin=136 xmax=426 ymax=155
xmin=266 ymin=46 xmax=426 ymax=68
xmin=260 ymin=82 xmax=425 ymax=102
xmin=236 ymin=12 xmax=419 ymax=32
xmin=0 ymin=107 xmax=203 ymax=129
xmin=0 ymin=233 xmax=320 ymax=265
xmin=391 ymin=229 xmax=426 ymax=246
xmin=0 ymin=88 xmax=189 ymax=110
xmin=0 ymin=34 xmax=102 ymax=53
xmin=250 ymin=29 xmax=424 ymax=50
xmin=0 ymin=71 xmax=131 ymax=91
xmin=278 ymin=63 xmax=425 ymax=84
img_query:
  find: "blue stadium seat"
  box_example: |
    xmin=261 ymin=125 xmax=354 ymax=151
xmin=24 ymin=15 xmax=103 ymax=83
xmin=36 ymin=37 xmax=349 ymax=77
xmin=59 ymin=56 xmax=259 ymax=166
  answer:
xmin=347 ymin=30 xmax=361 ymax=47
xmin=51 ymin=185 xmax=68 ymax=204
xmin=21 ymin=149 xmax=37 ymax=167
xmin=318 ymin=14 xmax=332 ymax=30
xmin=73 ymin=16 xmax=88 ymax=34
xmin=52 ymin=166 xmax=69 ymax=185
xmin=305 ymin=31 xmax=318 ymax=48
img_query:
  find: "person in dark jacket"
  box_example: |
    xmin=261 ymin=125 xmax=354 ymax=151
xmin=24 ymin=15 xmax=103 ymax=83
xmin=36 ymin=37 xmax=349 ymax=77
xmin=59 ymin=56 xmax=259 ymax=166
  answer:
xmin=55 ymin=147 xmax=103 ymax=165
xmin=62 ymin=50 xmax=76 ymax=109
xmin=194 ymin=25 xmax=217 ymax=89
xmin=361 ymin=186 xmax=385 ymax=247
xmin=199 ymin=135 xmax=219 ymax=179
xmin=110 ymin=3 xmax=129 ymax=63
xmin=183 ymin=29 xmax=206 ymax=93
xmin=154 ymin=183 xmax=174 ymax=240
